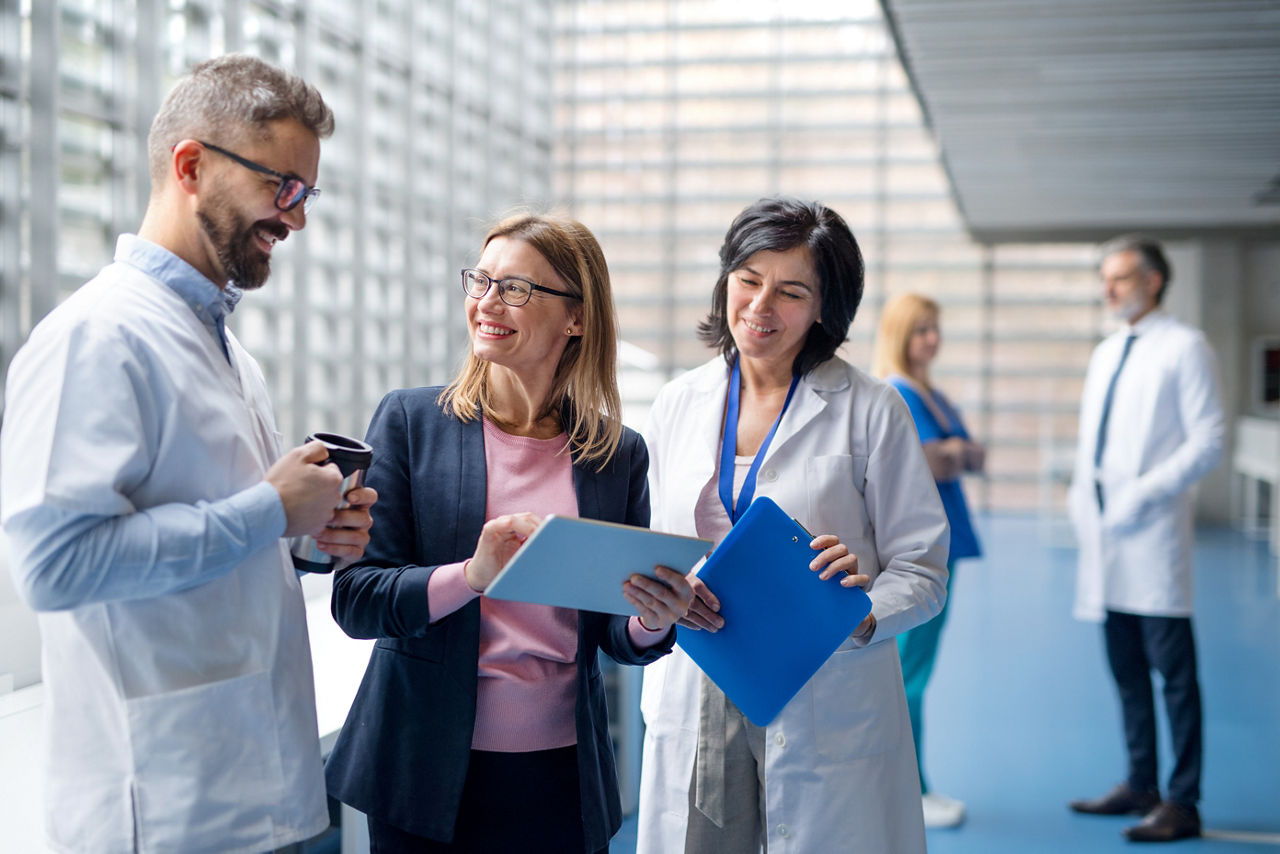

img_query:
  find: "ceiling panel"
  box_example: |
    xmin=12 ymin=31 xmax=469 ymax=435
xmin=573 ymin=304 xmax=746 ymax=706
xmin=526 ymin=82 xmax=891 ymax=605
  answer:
xmin=880 ymin=0 xmax=1280 ymax=242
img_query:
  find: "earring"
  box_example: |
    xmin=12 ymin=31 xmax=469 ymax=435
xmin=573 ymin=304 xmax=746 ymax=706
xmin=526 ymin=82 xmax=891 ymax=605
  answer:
xmin=566 ymin=327 xmax=574 ymax=335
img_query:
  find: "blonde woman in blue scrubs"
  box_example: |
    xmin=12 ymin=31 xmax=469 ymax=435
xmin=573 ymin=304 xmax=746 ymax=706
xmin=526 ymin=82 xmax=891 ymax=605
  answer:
xmin=873 ymin=292 xmax=984 ymax=829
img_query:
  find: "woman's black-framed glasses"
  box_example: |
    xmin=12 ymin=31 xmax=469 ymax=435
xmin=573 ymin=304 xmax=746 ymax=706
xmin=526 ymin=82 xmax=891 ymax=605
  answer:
xmin=198 ymin=140 xmax=321 ymax=214
xmin=461 ymin=268 xmax=581 ymax=307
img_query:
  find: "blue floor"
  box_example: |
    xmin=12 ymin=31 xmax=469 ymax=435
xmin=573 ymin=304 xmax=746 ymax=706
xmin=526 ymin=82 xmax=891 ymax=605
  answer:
xmin=614 ymin=514 xmax=1280 ymax=853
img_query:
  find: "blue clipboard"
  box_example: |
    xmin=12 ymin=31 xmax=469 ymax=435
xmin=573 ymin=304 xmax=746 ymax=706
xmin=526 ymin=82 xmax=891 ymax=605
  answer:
xmin=676 ymin=496 xmax=872 ymax=726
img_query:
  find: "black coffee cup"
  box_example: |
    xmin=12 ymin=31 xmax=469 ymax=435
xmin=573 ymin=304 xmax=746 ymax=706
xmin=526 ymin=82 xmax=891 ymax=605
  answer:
xmin=290 ymin=432 xmax=374 ymax=573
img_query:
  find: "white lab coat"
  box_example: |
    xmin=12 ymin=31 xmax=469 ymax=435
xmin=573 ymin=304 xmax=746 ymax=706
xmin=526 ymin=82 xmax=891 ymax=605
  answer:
xmin=0 ymin=263 xmax=328 ymax=852
xmin=637 ymin=357 xmax=949 ymax=854
xmin=1067 ymin=311 xmax=1224 ymax=622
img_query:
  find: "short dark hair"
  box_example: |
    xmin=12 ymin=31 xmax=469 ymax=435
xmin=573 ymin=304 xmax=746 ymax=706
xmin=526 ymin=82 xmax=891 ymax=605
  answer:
xmin=147 ymin=54 xmax=334 ymax=185
xmin=1100 ymin=234 xmax=1172 ymax=304
xmin=697 ymin=196 xmax=864 ymax=376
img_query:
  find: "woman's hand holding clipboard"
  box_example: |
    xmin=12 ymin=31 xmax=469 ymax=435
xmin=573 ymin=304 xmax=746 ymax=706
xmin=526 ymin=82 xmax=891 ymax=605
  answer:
xmin=675 ymin=496 xmax=873 ymax=726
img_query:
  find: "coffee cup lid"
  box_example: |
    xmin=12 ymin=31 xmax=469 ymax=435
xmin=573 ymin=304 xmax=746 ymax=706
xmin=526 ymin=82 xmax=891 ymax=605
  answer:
xmin=306 ymin=432 xmax=373 ymax=474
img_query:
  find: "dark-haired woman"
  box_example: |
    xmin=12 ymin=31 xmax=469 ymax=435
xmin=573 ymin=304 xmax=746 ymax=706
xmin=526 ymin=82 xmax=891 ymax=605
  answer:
xmin=635 ymin=197 xmax=950 ymax=853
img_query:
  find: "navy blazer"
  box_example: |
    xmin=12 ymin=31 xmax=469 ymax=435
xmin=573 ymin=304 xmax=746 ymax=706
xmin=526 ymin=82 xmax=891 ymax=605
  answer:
xmin=324 ymin=387 xmax=673 ymax=849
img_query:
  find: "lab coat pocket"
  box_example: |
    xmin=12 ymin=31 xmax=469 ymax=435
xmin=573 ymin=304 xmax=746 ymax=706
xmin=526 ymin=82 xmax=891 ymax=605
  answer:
xmin=127 ymin=671 xmax=283 ymax=845
xmin=804 ymin=641 xmax=903 ymax=760
xmin=805 ymin=454 xmax=870 ymax=541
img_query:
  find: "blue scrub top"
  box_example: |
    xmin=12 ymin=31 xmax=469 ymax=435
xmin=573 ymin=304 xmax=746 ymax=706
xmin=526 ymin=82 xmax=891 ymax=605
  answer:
xmin=888 ymin=376 xmax=982 ymax=561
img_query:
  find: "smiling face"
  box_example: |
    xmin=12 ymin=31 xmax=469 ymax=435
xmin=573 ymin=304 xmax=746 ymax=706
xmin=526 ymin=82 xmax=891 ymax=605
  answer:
xmin=466 ymin=236 xmax=583 ymax=381
xmin=195 ymin=118 xmax=318 ymax=289
xmin=1101 ymin=248 xmax=1161 ymax=324
xmin=726 ymin=245 xmax=823 ymax=372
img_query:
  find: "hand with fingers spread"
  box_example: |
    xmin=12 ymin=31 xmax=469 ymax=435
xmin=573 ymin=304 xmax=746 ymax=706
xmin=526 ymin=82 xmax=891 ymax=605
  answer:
xmin=677 ymin=573 xmax=724 ymax=632
xmin=464 ymin=512 xmax=542 ymax=592
xmin=623 ymin=565 xmax=695 ymax=633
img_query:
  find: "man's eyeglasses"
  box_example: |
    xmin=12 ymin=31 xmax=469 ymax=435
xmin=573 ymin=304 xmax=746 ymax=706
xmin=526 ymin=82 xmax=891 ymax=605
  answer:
xmin=461 ymin=268 xmax=581 ymax=307
xmin=197 ymin=140 xmax=321 ymax=214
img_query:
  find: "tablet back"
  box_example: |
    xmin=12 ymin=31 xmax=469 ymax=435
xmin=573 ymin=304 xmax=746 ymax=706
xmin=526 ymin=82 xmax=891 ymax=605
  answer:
xmin=485 ymin=515 xmax=712 ymax=616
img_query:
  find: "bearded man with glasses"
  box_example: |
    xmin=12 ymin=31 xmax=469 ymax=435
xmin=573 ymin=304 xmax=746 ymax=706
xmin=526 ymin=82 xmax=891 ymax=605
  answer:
xmin=1 ymin=54 xmax=377 ymax=853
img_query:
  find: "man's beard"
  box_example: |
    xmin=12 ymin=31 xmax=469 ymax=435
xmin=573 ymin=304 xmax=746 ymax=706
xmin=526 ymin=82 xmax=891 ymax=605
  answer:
xmin=1110 ymin=293 xmax=1147 ymax=323
xmin=197 ymin=195 xmax=287 ymax=291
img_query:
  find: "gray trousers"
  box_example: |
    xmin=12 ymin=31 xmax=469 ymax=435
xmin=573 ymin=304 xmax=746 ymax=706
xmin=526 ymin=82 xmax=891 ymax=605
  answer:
xmin=686 ymin=676 xmax=768 ymax=854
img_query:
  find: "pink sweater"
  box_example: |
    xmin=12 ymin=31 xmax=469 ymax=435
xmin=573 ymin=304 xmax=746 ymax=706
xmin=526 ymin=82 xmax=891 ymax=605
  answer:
xmin=426 ymin=417 xmax=666 ymax=751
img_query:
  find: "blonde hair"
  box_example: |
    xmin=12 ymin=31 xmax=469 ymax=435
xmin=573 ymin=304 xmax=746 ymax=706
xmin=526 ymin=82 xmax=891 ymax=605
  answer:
xmin=871 ymin=292 xmax=940 ymax=382
xmin=439 ymin=212 xmax=623 ymax=470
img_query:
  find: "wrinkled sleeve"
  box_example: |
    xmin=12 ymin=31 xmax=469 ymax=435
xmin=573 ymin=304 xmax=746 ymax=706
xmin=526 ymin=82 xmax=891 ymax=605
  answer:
xmin=1 ymin=317 xmax=285 ymax=611
xmin=860 ymin=385 xmax=951 ymax=641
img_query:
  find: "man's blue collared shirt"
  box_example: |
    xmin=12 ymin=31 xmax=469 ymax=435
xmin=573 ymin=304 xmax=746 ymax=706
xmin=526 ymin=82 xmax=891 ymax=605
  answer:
xmin=115 ymin=233 xmax=243 ymax=363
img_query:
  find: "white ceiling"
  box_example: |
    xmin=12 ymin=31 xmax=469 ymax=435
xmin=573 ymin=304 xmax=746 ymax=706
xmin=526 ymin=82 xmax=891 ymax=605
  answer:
xmin=880 ymin=0 xmax=1280 ymax=242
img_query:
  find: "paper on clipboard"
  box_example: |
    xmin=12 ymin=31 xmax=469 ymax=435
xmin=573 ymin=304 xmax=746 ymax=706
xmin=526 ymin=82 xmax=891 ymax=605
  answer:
xmin=484 ymin=515 xmax=712 ymax=616
xmin=676 ymin=495 xmax=872 ymax=726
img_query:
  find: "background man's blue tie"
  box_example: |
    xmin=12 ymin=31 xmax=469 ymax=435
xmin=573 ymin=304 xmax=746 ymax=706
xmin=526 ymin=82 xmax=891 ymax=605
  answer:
xmin=1094 ymin=333 xmax=1137 ymax=510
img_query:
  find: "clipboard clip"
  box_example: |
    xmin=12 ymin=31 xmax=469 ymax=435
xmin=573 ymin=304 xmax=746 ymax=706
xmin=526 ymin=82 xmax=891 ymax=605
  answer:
xmin=791 ymin=516 xmax=814 ymax=540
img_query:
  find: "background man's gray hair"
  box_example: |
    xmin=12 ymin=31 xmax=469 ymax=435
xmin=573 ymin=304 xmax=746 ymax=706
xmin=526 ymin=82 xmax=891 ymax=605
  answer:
xmin=1099 ymin=233 xmax=1172 ymax=304
xmin=146 ymin=54 xmax=334 ymax=185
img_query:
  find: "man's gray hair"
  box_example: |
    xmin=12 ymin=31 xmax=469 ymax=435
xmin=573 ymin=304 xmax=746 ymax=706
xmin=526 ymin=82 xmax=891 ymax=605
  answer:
xmin=147 ymin=54 xmax=334 ymax=185
xmin=1099 ymin=233 xmax=1172 ymax=304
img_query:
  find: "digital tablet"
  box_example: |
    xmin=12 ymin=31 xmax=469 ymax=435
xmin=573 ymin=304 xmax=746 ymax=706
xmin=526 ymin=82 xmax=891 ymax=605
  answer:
xmin=484 ymin=515 xmax=712 ymax=616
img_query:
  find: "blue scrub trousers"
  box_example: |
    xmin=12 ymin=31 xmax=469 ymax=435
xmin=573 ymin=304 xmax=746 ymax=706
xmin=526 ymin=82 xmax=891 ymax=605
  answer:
xmin=896 ymin=559 xmax=956 ymax=795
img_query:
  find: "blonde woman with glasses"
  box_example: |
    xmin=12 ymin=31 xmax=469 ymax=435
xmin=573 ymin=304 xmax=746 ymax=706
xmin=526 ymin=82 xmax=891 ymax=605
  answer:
xmin=873 ymin=292 xmax=984 ymax=828
xmin=324 ymin=213 xmax=693 ymax=853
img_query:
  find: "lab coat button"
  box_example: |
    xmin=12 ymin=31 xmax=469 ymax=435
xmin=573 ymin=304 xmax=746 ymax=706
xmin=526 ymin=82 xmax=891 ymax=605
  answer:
xmin=764 ymin=469 xmax=778 ymax=482
xmin=777 ymin=824 xmax=789 ymax=837
xmin=774 ymin=732 xmax=786 ymax=747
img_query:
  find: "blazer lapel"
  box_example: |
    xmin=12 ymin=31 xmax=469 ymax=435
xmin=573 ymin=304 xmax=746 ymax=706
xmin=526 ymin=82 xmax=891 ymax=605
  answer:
xmin=455 ymin=415 xmax=489 ymax=562
xmin=574 ymin=463 xmax=600 ymax=521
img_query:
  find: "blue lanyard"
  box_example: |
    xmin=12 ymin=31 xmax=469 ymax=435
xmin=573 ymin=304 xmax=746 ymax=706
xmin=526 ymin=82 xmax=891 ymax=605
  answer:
xmin=718 ymin=359 xmax=801 ymax=523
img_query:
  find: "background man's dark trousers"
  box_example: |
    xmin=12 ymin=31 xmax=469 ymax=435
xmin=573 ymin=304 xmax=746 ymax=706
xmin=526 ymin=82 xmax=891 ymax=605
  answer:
xmin=1103 ymin=609 xmax=1202 ymax=806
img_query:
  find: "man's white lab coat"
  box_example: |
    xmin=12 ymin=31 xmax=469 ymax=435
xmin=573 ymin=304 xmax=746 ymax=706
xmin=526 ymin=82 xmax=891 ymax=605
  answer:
xmin=1 ymin=256 xmax=327 ymax=853
xmin=1068 ymin=310 xmax=1225 ymax=621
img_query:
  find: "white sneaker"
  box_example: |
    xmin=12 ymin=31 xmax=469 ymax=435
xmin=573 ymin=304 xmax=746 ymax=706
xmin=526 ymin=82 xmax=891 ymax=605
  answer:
xmin=922 ymin=792 xmax=966 ymax=828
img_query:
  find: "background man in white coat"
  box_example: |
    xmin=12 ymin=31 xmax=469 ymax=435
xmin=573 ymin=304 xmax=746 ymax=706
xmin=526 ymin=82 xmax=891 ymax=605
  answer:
xmin=1066 ymin=236 xmax=1224 ymax=843
xmin=0 ymin=55 xmax=375 ymax=852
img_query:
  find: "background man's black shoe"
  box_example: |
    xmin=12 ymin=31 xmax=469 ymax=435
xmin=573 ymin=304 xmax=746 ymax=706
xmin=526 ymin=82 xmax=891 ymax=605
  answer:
xmin=1123 ymin=802 xmax=1201 ymax=842
xmin=1069 ymin=783 xmax=1161 ymax=816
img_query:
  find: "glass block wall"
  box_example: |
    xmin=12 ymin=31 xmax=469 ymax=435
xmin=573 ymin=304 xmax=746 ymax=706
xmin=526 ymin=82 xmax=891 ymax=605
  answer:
xmin=552 ymin=0 xmax=1102 ymax=514
xmin=0 ymin=1 xmax=1106 ymax=513
xmin=0 ymin=0 xmax=555 ymax=447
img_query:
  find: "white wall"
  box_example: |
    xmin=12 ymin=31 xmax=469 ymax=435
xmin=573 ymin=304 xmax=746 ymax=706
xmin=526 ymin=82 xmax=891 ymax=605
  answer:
xmin=1243 ymin=243 xmax=1280 ymax=414
xmin=1165 ymin=237 xmax=1280 ymax=525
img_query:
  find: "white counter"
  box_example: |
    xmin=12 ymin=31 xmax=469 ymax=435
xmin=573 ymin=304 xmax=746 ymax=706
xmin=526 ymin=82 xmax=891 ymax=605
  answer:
xmin=0 ymin=682 xmax=44 ymax=852
xmin=1232 ymin=415 xmax=1280 ymax=592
